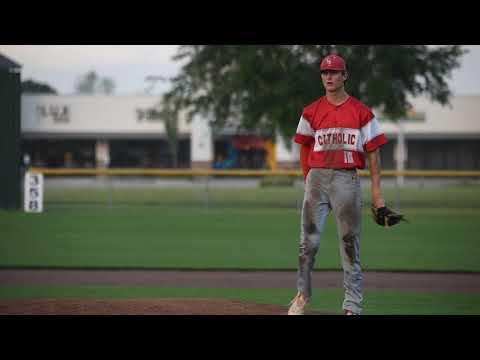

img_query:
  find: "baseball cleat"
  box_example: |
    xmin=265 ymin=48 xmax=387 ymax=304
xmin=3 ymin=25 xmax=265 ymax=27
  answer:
xmin=287 ymin=292 xmax=308 ymax=315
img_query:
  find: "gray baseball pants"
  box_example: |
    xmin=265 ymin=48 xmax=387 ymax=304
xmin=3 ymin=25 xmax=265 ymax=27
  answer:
xmin=296 ymin=168 xmax=363 ymax=314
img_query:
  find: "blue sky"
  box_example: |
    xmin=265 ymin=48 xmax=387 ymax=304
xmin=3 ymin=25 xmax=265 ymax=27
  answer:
xmin=1 ymin=45 xmax=479 ymax=96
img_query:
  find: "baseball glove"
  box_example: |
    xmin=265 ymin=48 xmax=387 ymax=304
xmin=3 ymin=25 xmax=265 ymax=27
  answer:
xmin=371 ymin=206 xmax=407 ymax=227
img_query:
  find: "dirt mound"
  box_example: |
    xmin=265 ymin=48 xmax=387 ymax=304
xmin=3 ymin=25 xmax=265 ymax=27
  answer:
xmin=0 ymin=298 xmax=311 ymax=315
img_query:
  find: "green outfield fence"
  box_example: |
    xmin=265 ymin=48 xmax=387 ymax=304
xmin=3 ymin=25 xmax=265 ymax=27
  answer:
xmin=26 ymin=167 xmax=480 ymax=211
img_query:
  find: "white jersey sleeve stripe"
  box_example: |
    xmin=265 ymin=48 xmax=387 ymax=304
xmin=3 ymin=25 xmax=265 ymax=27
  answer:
xmin=360 ymin=117 xmax=383 ymax=145
xmin=296 ymin=116 xmax=315 ymax=137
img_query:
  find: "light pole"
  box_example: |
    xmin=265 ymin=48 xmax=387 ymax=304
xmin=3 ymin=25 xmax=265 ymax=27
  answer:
xmin=394 ymin=117 xmax=407 ymax=210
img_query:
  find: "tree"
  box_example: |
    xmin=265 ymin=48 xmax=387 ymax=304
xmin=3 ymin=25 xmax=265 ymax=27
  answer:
xmin=21 ymin=79 xmax=58 ymax=94
xmin=162 ymin=45 xmax=467 ymax=145
xmin=75 ymin=71 xmax=98 ymax=94
xmin=75 ymin=70 xmax=116 ymax=95
xmin=98 ymin=77 xmax=116 ymax=95
xmin=144 ymin=102 xmax=179 ymax=168
xmin=160 ymin=103 xmax=179 ymax=168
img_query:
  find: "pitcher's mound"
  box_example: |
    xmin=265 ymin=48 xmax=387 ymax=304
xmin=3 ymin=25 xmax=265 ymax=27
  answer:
xmin=0 ymin=298 xmax=324 ymax=315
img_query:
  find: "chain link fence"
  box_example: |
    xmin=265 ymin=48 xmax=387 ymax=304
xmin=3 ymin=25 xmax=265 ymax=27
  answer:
xmin=26 ymin=168 xmax=480 ymax=212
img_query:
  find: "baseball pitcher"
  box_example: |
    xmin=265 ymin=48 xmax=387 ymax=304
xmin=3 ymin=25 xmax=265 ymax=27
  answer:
xmin=288 ymin=54 xmax=405 ymax=315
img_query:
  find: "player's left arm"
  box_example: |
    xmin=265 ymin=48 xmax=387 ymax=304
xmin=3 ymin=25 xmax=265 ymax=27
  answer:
xmin=367 ymin=149 xmax=385 ymax=209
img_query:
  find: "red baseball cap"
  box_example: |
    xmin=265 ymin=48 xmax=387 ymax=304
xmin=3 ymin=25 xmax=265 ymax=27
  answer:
xmin=320 ymin=54 xmax=346 ymax=71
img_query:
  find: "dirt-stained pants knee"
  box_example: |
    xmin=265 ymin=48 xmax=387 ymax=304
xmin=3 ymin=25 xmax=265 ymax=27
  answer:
xmin=296 ymin=168 xmax=363 ymax=314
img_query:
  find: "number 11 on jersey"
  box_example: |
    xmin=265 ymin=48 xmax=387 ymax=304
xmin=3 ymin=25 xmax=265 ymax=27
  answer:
xmin=344 ymin=151 xmax=354 ymax=164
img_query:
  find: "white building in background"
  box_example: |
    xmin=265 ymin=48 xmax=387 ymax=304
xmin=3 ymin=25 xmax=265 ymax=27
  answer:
xmin=20 ymin=94 xmax=480 ymax=170
xmin=379 ymin=95 xmax=480 ymax=170
xmin=21 ymin=95 xmax=198 ymax=168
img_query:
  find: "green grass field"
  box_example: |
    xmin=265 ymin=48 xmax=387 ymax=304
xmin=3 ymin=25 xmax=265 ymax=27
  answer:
xmin=1 ymin=184 xmax=480 ymax=271
xmin=2 ymin=184 xmax=480 ymax=315
xmin=1 ymin=285 xmax=479 ymax=315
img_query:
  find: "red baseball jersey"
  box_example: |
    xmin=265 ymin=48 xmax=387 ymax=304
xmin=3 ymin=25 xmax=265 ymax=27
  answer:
xmin=294 ymin=96 xmax=388 ymax=169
